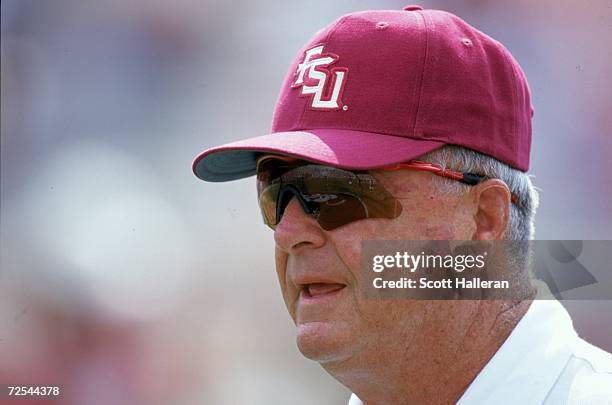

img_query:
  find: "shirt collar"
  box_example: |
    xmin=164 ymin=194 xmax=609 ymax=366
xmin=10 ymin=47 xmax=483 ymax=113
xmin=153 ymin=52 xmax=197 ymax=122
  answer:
xmin=457 ymin=299 xmax=578 ymax=405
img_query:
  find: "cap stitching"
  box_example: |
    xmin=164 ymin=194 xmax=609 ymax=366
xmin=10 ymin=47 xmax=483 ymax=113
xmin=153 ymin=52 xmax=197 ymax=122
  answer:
xmin=503 ymin=46 xmax=520 ymax=161
xmin=412 ymin=9 xmax=430 ymax=140
xmin=288 ymin=123 xmax=449 ymax=143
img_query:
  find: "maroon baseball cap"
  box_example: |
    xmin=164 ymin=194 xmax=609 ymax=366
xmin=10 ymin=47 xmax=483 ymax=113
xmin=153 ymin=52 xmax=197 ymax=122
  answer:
xmin=193 ymin=5 xmax=533 ymax=182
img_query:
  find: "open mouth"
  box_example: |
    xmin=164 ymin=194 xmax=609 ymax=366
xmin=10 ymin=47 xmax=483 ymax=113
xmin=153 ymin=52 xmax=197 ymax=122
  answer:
xmin=301 ymin=283 xmax=346 ymax=298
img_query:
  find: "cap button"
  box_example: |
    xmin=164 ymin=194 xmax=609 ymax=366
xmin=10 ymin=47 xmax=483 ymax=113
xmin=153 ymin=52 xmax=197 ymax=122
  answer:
xmin=403 ymin=5 xmax=424 ymax=11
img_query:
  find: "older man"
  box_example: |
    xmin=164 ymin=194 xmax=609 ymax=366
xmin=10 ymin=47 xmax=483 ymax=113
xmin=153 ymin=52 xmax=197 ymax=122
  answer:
xmin=193 ymin=6 xmax=612 ymax=405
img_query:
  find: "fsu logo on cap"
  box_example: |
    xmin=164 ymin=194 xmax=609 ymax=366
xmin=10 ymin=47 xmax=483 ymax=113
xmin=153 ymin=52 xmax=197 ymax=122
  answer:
xmin=292 ymin=45 xmax=348 ymax=111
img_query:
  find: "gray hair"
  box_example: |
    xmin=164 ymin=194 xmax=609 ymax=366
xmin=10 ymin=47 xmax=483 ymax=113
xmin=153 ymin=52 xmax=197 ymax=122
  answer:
xmin=419 ymin=145 xmax=540 ymax=240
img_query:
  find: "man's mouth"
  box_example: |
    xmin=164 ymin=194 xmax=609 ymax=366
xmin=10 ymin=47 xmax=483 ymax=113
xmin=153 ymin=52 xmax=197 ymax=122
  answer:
xmin=302 ymin=283 xmax=346 ymax=298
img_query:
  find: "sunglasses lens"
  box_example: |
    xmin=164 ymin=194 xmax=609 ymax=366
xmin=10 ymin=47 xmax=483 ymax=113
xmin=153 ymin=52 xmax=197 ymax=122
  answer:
xmin=257 ymin=159 xmax=402 ymax=230
xmin=258 ymin=188 xmax=368 ymax=230
xmin=316 ymin=193 xmax=368 ymax=230
xmin=258 ymin=183 xmax=280 ymax=229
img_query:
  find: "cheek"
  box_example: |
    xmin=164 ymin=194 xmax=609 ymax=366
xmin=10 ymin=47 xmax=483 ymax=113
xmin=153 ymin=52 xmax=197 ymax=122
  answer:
xmin=422 ymin=199 xmax=475 ymax=239
xmin=275 ymin=246 xmax=287 ymax=281
xmin=274 ymin=248 xmax=293 ymax=306
xmin=329 ymin=230 xmax=364 ymax=279
xmin=398 ymin=195 xmax=472 ymax=239
xmin=327 ymin=221 xmax=381 ymax=280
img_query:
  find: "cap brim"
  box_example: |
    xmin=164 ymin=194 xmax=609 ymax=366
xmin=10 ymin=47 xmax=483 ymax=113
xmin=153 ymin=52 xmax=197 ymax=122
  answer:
xmin=192 ymin=129 xmax=445 ymax=182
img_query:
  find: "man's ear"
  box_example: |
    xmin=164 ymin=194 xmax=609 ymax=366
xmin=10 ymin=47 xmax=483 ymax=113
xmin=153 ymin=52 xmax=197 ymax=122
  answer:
xmin=470 ymin=179 xmax=511 ymax=240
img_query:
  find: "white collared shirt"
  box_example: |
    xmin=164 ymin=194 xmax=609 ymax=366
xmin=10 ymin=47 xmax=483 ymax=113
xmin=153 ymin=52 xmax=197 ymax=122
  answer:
xmin=348 ymin=300 xmax=612 ymax=405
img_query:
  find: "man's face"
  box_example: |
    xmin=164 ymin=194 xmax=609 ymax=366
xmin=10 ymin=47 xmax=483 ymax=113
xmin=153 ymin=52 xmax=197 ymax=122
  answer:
xmin=272 ymin=165 xmax=478 ymax=365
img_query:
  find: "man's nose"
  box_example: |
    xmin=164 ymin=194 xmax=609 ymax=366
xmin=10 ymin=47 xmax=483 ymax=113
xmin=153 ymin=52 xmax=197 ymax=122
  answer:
xmin=274 ymin=197 xmax=326 ymax=253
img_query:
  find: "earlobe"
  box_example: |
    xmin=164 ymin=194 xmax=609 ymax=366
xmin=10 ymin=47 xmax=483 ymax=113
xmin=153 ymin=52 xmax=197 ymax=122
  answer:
xmin=471 ymin=180 xmax=511 ymax=240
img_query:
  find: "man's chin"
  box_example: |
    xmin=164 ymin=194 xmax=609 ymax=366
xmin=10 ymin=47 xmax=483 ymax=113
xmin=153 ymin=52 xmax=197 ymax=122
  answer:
xmin=295 ymin=320 xmax=354 ymax=363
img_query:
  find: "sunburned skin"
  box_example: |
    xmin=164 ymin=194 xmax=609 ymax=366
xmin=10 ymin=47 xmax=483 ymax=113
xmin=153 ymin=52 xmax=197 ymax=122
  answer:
xmin=273 ymin=167 xmax=529 ymax=405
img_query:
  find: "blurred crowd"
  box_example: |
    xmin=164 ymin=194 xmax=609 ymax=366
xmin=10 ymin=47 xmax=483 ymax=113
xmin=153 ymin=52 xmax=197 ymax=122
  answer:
xmin=1 ymin=1 xmax=611 ymax=404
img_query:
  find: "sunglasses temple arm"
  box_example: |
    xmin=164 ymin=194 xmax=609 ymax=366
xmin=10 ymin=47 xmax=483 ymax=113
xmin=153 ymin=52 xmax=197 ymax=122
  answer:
xmin=384 ymin=162 xmax=518 ymax=205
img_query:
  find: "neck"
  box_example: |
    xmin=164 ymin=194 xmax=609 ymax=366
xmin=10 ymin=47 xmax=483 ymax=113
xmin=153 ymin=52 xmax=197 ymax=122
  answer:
xmin=322 ymin=300 xmax=532 ymax=405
